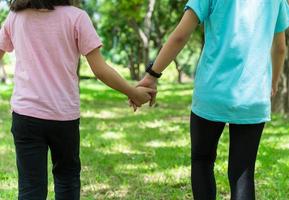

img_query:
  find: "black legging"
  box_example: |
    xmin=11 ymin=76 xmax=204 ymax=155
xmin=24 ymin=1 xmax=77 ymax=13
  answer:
xmin=190 ymin=112 xmax=265 ymax=200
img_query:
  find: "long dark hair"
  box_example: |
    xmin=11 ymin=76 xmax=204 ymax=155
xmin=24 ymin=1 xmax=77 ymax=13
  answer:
xmin=10 ymin=0 xmax=72 ymax=12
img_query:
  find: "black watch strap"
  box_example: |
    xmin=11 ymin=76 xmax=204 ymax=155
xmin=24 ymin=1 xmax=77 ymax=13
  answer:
xmin=146 ymin=62 xmax=162 ymax=78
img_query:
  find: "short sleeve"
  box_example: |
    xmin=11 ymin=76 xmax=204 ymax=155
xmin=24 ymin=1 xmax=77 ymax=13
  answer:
xmin=275 ymin=0 xmax=289 ymax=33
xmin=0 ymin=12 xmax=14 ymax=52
xmin=75 ymin=11 xmax=102 ymax=56
xmin=184 ymin=0 xmax=211 ymax=23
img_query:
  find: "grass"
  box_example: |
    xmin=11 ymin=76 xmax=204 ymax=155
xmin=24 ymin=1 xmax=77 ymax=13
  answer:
xmin=0 ymin=79 xmax=289 ymax=200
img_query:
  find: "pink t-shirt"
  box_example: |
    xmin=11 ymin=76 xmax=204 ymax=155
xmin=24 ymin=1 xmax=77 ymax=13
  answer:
xmin=0 ymin=6 xmax=102 ymax=121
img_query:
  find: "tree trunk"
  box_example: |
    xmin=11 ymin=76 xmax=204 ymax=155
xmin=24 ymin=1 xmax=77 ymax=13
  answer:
xmin=128 ymin=47 xmax=141 ymax=81
xmin=272 ymin=30 xmax=289 ymax=114
xmin=129 ymin=0 xmax=156 ymax=73
xmin=143 ymin=0 xmax=156 ymax=66
xmin=128 ymin=59 xmax=139 ymax=81
xmin=0 ymin=60 xmax=6 ymax=83
xmin=128 ymin=63 xmax=140 ymax=81
xmin=174 ymin=59 xmax=182 ymax=84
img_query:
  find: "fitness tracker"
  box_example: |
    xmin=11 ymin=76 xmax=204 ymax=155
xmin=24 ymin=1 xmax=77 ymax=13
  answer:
xmin=145 ymin=62 xmax=162 ymax=78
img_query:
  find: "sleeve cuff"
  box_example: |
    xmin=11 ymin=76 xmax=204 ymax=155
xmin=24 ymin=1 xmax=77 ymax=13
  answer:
xmin=275 ymin=23 xmax=289 ymax=33
xmin=82 ymin=42 xmax=103 ymax=56
xmin=185 ymin=4 xmax=204 ymax=24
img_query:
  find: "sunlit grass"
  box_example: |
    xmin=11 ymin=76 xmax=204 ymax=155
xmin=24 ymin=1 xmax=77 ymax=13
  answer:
xmin=0 ymin=79 xmax=288 ymax=200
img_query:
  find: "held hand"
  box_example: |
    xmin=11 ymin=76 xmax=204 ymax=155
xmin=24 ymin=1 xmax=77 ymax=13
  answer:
xmin=128 ymin=75 xmax=158 ymax=111
xmin=129 ymin=87 xmax=156 ymax=108
xmin=137 ymin=75 xmax=158 ymax=106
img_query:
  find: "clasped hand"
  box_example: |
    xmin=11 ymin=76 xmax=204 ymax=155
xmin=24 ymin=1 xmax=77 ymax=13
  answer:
xmin=129 ymin=75 xmax=158 ymax=111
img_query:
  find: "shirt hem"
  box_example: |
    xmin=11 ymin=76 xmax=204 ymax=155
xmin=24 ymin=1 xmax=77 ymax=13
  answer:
xmin=12 ymin=108 xmax=80 ymax=121
xmin=192 ymin=107 xmax=270 ymax=124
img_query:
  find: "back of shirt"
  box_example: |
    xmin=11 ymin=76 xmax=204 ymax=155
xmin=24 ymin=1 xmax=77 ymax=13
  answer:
xmin=185 ymin=0 xmax=289 ymax=124
xmin=0 ymin=6 xmax=102 ymax=120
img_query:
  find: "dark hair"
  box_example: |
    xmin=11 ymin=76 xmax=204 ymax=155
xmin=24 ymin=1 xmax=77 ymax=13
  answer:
xmin=10 ymin=0 xmax=72 ymax=12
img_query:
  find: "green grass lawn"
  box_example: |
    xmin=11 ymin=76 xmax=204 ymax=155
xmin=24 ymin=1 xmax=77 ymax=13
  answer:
xmin=0 ymin=80 xmax=288 ymax=200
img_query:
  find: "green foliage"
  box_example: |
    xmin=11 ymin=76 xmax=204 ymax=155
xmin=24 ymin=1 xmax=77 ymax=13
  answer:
xmin=0 ymin=80 xmax=288 ymax=199
xmin=96 ymin=0 xmax=143 ymax=64
xmin=93 ymin=0 xmax=203 ymax=78
xmin=0 ymin=3 xmax=9 ymax=25
xmin=0 ymin=1 xmax=203 ymax=80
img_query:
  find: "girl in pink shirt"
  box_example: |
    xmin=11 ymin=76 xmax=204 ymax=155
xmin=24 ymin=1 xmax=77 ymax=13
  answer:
xmin=0 ymin=0 xmax=154 ymax=199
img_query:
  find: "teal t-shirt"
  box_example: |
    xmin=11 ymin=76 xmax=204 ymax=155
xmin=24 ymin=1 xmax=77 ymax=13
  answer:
xmin=185 ymin=0 xmax=289 ymax=124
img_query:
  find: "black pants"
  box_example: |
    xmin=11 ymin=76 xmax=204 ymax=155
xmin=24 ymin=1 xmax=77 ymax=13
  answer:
xmin=11 ymin=112 xmax=81 ymax=200
xmin=190 ymin=112 xmax=265 ymax=200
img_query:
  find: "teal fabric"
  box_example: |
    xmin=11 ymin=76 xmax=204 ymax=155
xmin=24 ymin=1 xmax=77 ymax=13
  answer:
xmin=185 ymin=0 xmax=289 ymax=124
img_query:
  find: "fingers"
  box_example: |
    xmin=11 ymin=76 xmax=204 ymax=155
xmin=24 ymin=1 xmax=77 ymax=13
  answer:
xmin=136 ymin=86 xmax=157 ymax=106
xmin=128 ymin=99 xmax=133 ymax=107
xmin=128 ymin=85 xmax=158 ymax=110
xmin=149 ymin=93 xmax=156 ymax=107
xmin=129 ymin=99 xmax=138 ymax=112
xmin=129 ymin=97 xmax=149 ymax=110
xmin=132 ymin=103 xmax=138 ymax=112
xmin=146 ymin=92 xmax=152 ymax=100
xmin=147 ymin=88 xmax=157 ymax=94
xmin=129 ymin=97 xmax=142 ymax=108
xmin=138 ymin=86 xmax=157 ymax=94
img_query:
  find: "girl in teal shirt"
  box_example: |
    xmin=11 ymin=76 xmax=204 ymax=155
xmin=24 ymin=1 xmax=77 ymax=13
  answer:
xmin=135 ymin=0 xmax=289 ymax=199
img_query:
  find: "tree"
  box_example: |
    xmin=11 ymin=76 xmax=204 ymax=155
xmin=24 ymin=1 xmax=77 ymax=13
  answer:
xmin=272 ymin=30 xmax=289 ymax=114
xmin=0 ymin=5 xmax=8 ymax=83
xmin=129 ymin=0 xmax=156 ymax=68
xmin=97 ymin=0 xmax=152 ymax=80
xmin=97 ymin=0 xmax=202 ymax=81
xmin=151 ymin=0 xmax=203 ymax=83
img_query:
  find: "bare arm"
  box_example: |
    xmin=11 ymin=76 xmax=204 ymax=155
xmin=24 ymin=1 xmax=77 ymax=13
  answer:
xmin=135 ymin=9 xmax=199 ymax=106
xmin=271 ymin=32 xmax=287 ymax=96
xmin=151 ymin=9 xmax=199 ymax=74
xmin=86 ymin=48 xmax=155 ymax=106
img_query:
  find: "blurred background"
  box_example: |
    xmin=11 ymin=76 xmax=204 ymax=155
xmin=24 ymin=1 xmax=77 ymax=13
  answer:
xmin=0 ymin=0 xmax=288 ymax=199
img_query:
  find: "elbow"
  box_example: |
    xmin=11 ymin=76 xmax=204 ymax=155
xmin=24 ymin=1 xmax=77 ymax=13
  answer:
xmin=277 ymin=46 xmax=287 ymax=56
xmin=273 ymin=45 xmax=287 ymax=56
xmin=171 ymin=34 xmax=188 ymax=45
xmin=91 ymin=66 xmax=104 ymax=80
xmin=94 ymin=70 xmax=105 ymax=81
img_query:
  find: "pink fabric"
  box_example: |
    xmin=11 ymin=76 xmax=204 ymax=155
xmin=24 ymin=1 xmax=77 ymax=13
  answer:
xmin=0 ymin=6 xmax=102 ymax=121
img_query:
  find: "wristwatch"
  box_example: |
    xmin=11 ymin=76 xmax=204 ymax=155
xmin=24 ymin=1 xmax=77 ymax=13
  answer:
xmin=146 ymin=62 xmax=162 ymax=78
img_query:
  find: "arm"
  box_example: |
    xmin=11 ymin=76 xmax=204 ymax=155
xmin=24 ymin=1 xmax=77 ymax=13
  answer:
xmin=271 ymin=32 xmax=287 ymax=97
xmin=136 ymin=9 xmax=199 ymax=106
xmin=86 ymin=48 xmax=155 ymax=107
xmin=151 ymin=9 xmax=199 ymax=74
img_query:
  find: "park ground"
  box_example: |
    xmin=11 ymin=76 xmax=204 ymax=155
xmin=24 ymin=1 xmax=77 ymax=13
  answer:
xmin=0 ymin=68 xmax=289 ymax=199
